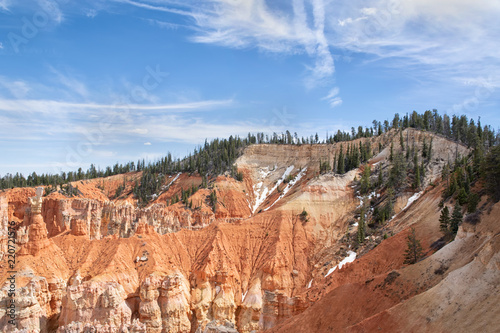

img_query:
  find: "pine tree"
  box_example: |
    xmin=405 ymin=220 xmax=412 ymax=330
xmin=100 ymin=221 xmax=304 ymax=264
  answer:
xmin=450 ymin=201 xmax=463 ymax=235
xmin=428 ymin=138 xmax=433 ymax=160
xmin=338 ymin=144 xmax=345 ymax=174
xmin=420 ymin=159 xmax=426 ymax=184
xmin=357 ymin=208 xmax=366 ymax=244
xmin=414 ymin=165 xmax=420 ymax=189
xmin=378 ymin=166 xmax=383 ymax=187
xmin=390 ymin=141 xmax=394 ymax=161
xmin=422 ymin=137 xmax=428 ymax=158
xmin=400 ymin=130 xmax=405 ymax=150
xmin=385 ymin=187 xmax=395 ymax=220
xmin=484 ymin=145 xmax=500 ymax=201
xmin=404 ymin=227 xmax=424 ymax=265
xmin=467 ymin=193 xmax=480 ymax=213
xmin=360 ymin=165 xmax=371 ymax=195
xmin=442 ymin=163 xmax=450 ymax=187
xmin=439 ymin=206 xmax=450 ymax=234
xmin=209 ymin=190 xmax=218 ymax=213
xmin=413 ymin=149 xmax=418 ymax=170
xmin=447 ymin=174 xmax=457 ymax=197
xmin=389 ymin=153 xmax=406 ymax=187
xmin=457 ymin=187 xmax=468 ymax=206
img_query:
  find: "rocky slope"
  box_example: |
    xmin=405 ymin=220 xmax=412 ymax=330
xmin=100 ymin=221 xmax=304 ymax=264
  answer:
xmin=1 ymin=128 xmax=497 ymax=332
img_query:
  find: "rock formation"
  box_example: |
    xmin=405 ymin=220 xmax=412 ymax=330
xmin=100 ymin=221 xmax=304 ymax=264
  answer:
xmin=19 ymin=187 xmax=52 ymax=256
xmin=0 ymin=129 xmax=498 ymax=333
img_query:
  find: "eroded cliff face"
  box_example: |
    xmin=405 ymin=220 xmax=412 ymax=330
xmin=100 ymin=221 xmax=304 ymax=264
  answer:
xmin=1 ymin=129 xmax=492 ymax=333
xmin=40 ymin=198 xmax=218 ymax=240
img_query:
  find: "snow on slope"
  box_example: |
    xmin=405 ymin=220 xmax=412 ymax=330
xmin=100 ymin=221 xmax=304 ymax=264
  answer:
xmin=402 ymin=191 xmax=422 ymax=211
xmin=325 ymin=251 xmax=357 ymax=277
xmin=252 ymin=166 xmax=294 ymax=213
xmin=264 ymin=167 xmax=307 ymax=211
xmin=166 ymin=172 xmax=181 ymax=188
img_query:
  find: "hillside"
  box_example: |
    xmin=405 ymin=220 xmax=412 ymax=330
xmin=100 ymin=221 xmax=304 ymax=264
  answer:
xmin=0 ymin=128 xmax=498 ymax=332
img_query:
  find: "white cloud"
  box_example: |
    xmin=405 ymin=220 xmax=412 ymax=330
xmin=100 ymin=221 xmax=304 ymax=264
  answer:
xmin=86 ymin=9 xmax=97 ymax=18
xmin=0 ymin=42 xmax=3 ymax=49
xmin=144 ymin=142 xmax=152 ymax=145
xmin=322 ymin=87 xmax=342 ymax=108
xmin=93 ymin=150 xmax=117 ymax=158
xmin=331 ymin=0 xmax=500 ymax=74
xmin=36 ymin=0 xmax=64 ymax=24
xmin=0 ymin=0 xmax=10 ymax=11
xmin=113 ymin=0 xmax=193 ymax=17
xmin=132 ymin=128 xmax=149 ymax=135
xmin=125 ymin=0 xmax=499 ymax=95
xmin=0 ymin=98 xmax=234 ymax=114
xmin=0 ymin=77 xmax=31 ymax=98
xmin=128 ymin=0 xmax=334 ymax=85
xmin=105 ymin=0 xmax=499 ymax=111
xmin=146 ymin=19 xmax=180 ymax=30
xmin=361 ymin=7 xmax=377 ymax=16
xmin=49 ymin=67 xmax=89 ymax=98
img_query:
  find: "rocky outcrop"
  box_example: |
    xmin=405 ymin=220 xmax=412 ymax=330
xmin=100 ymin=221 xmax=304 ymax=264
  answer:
xmin=18 ymin=189 xmax=52 ymax=256
xmin=200 ymin=320 xmax=238 ymax=333
xmin=158 ymin=273 xmax=191 ymax=333
xmin=57 ymin=319 xmax=147 ymax=333
xmin=0 ymin=196 xmax=8 ymax=261
xmin=40 ymin=199 xmax=219 ymax=240
xmin=0 ymin=277 xmax=47 ymax=332
xmin=59 ymin=278 xmax=132 ymax=329
xmin=138 ymin=276 xmax=162 ymax=332
xmin=70 ymin=219 xmax=87 ymax=237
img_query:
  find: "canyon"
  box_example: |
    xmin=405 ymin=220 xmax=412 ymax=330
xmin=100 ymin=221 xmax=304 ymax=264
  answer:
xmin=0 ymin=128 xmax=498 ymax=332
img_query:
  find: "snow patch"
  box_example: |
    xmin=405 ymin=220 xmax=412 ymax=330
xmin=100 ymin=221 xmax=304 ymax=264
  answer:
xmin=252 ymin=166 xmax=295 ymax=213
xmin=264 ymin=167 xmax=307 ymax=211
xmin=259 ymin=168 xmax=271 ymax=179
xmin=242 ymin=289 xmax=248 ymax=302
xmin=166 ymin=172 xmax=181 ymax=188
xmin=324 ymin=251 xmax=357 ymax=277
xmin=356 ymin=195 xmax=364 ymax=208
xmin=403 ymin=191 xmax=422 ymax=211
xmin=252 ymin=185 xmax=269 ymax=213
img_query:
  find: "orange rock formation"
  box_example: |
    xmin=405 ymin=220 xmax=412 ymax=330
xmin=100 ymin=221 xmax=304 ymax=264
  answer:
xmin=0 ymin=129 xmax=498 ymax=332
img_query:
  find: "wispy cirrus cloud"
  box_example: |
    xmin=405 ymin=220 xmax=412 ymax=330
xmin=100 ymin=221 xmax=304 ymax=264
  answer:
xmin=0 ymin=98 xmax=234 ymax=114
xmin=331 ymin=0 xmax=500 ymax=79
xmin=49 ymin=67 xmax=89 ymax=98
xmin=190 ymin=0 xmax=334 ymax=85
xmin=112 ymin=0 xmax=500 ymax=104
xmin=322 ymin=87 xmax=342 ymax=108
xmin=0 ymin=76 xmax=31 ymax=98
xmin=0 ymin=0 xmax=10 ymax=11
xmin=36 ymin=0 xmax=64 ymax=24
xmin=112 ymin=0 xmax=193 ymax=17
xmin=4 ymin=0 xmax=499 ymax=112
xmin=112 ymin=0 xmax=335 ymax=86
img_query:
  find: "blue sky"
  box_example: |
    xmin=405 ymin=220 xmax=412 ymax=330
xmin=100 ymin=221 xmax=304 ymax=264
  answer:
xmin=0 ymin=0 xmax=499 ymax=176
